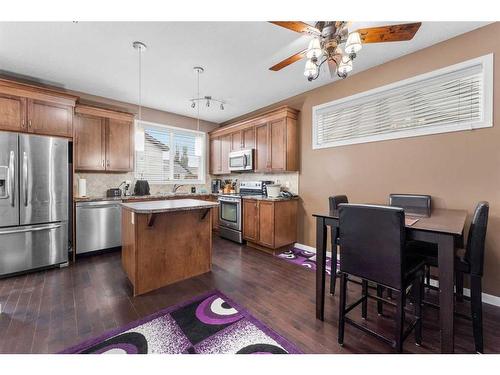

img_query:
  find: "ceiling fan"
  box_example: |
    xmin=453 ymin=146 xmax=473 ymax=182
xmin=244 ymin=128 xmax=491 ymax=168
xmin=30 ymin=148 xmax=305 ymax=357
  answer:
xmin=269 ymin=21 xmax=422 ymax=81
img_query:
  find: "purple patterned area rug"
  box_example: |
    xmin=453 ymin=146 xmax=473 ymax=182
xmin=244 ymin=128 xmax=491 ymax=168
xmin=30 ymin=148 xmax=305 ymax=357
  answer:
xmin=60 ymin=290 xmax=301 ymax=354
xmin=277 ymin=247 xmax=337 ymax=275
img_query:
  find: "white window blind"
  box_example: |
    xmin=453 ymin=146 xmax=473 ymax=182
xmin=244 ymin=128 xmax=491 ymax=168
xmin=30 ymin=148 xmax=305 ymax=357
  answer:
xmin=135 ymin=121 xmax=206 ymax=184
xmin=313 ymin=54 xmax=493 ymax=149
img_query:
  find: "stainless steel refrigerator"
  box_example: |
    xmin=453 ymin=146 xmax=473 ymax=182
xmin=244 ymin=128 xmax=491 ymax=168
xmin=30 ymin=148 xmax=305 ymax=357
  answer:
xmin=0 ymin=132 xmax=68 ymax=277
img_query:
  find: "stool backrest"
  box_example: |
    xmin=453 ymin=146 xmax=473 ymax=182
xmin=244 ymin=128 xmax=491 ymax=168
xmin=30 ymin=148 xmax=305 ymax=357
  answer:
xmin=339 ymin=204 xmax=406 ymax=290
xmin=329 ymin=195 xmax=348 ymax=215
xmin=465 ymin=201 xmax=489 ymax=276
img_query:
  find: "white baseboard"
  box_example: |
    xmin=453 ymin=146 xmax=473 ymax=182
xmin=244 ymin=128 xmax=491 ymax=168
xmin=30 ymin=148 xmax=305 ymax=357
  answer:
xmin=294 ymin=242 xmax=500 ymax=307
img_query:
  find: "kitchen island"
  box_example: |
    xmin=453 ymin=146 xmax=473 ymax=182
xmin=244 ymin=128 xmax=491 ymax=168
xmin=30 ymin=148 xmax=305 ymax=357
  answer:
xmin=120 ymin=199 xmax=219 ymax=296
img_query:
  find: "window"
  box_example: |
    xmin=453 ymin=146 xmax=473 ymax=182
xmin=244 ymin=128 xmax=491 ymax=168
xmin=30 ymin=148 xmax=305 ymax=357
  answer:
xmin=312 ymin=54 xmax=493 ymax=149
xmin=135 ymin=120 xmax=206 ymax=184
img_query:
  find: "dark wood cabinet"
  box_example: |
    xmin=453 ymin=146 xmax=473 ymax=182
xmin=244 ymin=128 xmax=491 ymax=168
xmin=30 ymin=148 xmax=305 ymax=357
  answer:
xmin=74 ymin=105 xmax=134 ymax=172
xmin=220 ymin=133 xmax=231 ymax=174
xmin=243 ymin=198 xmax=298 ymax=253
xmin=28 ymin=99 xmax=73 ymax=137
xmin=255 ymin=122 xmax=269 ymax=171
xmin=74 ymin=114 xmax=105 ymax=171
xmin=269 ymin=118 xmax=286 ymax=171
xmin=231 ymin=130 xmax=242 ymax=151
xmin=242 ymin=199 xmax=259 ymax=242
xmin=242 ymin=127 xmax=255 ymax=149
xmin=210 ymin=137 xmax=222 ymax=174
xmin=258 ymin=200 xmax=275 ymax=247
xmin=0 ymin=93 xmax=26 ymax=132
xmin=106 ymin=118 xmax=134 ymax=171
xmin=208 ymin=106 xmax=299 ymax=174
xmin=0 ymin=79 xmax=77 ymax=137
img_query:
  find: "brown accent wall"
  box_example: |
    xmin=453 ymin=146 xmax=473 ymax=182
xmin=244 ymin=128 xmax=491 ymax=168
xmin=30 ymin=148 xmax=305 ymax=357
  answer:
xmin=225 ymin=23 xmax=500 ymax=296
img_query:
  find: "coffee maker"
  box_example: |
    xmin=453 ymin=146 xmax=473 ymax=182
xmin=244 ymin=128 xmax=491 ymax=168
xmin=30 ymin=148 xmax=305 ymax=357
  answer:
xmin=211 ymin=179 xmax=222 ymax=193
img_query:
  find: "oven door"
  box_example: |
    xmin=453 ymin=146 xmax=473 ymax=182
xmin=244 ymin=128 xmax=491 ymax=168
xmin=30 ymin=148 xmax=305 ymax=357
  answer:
xmin=228 ymin=150 xmax=253 ymax=172
xmin=218 ymin=197 xmax=241 ymax=231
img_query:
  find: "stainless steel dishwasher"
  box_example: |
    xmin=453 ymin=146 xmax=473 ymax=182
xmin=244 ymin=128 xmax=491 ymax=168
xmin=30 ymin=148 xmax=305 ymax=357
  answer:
xmin=76 ymin=200 xmax=122 ymax=254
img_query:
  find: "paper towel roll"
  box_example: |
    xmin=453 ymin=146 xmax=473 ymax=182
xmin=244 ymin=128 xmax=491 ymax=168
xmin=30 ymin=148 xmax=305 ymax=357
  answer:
xmin=78 ymin=178 xmax=87 ymax=197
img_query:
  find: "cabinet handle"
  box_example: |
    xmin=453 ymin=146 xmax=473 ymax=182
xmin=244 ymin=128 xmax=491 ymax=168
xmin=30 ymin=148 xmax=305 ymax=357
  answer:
xmin=107 ymin=160 xmax=110 ymax=167
xmin=102 ymin=160 xmax=105 ymax=168
xmin=28 ymin=120 xmax=32 ymax=129
xmin=21 ymin=119 xmax=25 ymax=128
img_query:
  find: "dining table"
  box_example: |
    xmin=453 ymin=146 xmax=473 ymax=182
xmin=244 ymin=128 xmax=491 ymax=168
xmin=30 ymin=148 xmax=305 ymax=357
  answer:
xmin=313 ymin=206 xmax=467 ymax=354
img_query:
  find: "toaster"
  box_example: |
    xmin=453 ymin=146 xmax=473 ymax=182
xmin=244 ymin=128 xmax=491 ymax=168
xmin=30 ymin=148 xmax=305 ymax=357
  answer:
xmin=106 ymin=188 xmax=122 ymax=198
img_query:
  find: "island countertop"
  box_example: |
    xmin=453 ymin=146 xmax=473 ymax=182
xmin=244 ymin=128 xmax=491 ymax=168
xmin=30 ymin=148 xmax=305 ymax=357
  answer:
xmin=120 ymin=198 xmax=219 ymax=214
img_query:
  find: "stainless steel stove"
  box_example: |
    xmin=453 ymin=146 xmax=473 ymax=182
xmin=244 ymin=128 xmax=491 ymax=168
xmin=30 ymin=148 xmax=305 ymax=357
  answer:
xmin=218 ymin=180 xmax=273 ymax=243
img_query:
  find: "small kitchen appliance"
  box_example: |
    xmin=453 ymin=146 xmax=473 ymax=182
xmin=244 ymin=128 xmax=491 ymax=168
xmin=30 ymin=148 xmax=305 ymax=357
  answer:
xmin=228 ymin=149 xmax=254 ymax=172
xmin=106 ymin=188 xmax=122 ymax=198
xmin=134 ymin=180 xmax=150 ymax=196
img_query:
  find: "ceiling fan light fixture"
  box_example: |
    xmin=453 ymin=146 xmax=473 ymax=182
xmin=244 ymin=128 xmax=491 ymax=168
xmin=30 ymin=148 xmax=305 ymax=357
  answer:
xmin=303 ymin=59 xmax=318 ymax=79
xmin=345 ymin=32 xmax=362 ymax=54
xmin=338 ymin=58 xmax=353 ymax=75
xmin=306 ymin=38 xmax=323 ymax=60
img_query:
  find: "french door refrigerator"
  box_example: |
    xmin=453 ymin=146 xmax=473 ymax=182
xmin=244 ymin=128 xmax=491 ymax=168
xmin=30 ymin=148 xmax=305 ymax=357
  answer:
xmin=0 ymin=132 xmax=68 ymax=277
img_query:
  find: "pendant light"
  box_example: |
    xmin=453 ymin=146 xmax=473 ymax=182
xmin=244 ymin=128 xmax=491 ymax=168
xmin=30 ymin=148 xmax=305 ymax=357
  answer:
xmin=193 ymin=66 xmax=203 ymax=131
xmin=133 ymin=41 xmax=147 ymax=121
xmin=133 ymin=41 xmax=147 ymax=154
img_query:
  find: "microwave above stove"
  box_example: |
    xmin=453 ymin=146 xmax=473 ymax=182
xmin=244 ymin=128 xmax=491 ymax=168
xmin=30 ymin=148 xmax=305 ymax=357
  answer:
xmin=228 ymin=149 xmax=253 ymax=172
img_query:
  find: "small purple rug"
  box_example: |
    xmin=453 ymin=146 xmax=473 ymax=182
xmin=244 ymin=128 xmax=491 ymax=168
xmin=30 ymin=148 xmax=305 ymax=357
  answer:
xmin=60 ymin=290 xmax=301 ymax=354
xmin=277 ymin=248 xmax=337 ymax=275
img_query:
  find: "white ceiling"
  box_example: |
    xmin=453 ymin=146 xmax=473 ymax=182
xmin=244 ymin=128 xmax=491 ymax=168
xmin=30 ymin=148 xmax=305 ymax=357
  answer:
xmin=0 ymin=21 xmax=490 ymax=123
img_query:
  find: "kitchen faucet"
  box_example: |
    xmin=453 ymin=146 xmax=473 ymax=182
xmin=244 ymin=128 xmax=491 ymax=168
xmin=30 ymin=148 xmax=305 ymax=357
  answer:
xmin=171 ymin=184 xmax=183 ymax=193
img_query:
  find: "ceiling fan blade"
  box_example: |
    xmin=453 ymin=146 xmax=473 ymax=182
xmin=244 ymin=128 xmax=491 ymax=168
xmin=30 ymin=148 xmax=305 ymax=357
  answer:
xmin=269 ymin=21 xmax=321 ymax=35
xmin=269 ymin=49 xmax=307 ymax=71
xmin=356 ymin=22 xmax=422 ymax=43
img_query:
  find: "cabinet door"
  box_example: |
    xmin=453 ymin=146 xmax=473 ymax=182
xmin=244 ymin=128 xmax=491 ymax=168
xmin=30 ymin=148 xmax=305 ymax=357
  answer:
xmin=212 ymin=204 xmax=220 ymax=230
xmin=258 ymin=201 xmax=274 ymax=247
xmin=220 ymin=134 xmax=231 ymax=174
xmin=255 ymin=123 xmax=269 ymax=172
xmin=0 ymin=93 xmax=26 ymax=132
xmin=242 ymin=127 xmax=255 ymax=149
xmin=105 ymin=119 xmax=134 ymax=171
xmin=74 ymin=114 xmax=106 ymax=171
xmin=210 ymin=137 xmax=222 ymax=174
xmin=28 ymin=99 xmax=73 ymax=137
xmin=230 ymin=131 xmax=242 ymax=151
xmin=269 ymin=118 xmax=286 ymax=171
xmin=243 ymin=199 xmax=258 ymax=242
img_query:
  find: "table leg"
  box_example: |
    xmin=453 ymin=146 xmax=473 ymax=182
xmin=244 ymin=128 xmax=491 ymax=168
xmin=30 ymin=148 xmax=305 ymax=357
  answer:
xmin=316 ymin=217 xmax=327 ymax=320
xmin=438 ymin=234 xmax=455 ymax=353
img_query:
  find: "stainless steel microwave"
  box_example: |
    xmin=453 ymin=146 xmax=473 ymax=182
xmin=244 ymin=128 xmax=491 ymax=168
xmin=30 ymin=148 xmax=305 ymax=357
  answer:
xmin=228 ymin=149 xmax=254 ymax=172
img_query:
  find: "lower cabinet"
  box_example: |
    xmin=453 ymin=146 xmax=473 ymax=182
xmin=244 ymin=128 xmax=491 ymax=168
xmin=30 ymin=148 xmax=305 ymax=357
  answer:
xmin=243 ymin=198 xmax=298 ymax=253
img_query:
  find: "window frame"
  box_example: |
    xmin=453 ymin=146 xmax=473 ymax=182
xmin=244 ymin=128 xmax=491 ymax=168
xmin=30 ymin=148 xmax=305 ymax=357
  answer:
xmin=135 ymin=120 xmax=207 ymax=185
xmin=312 ymin=53 xmax=494 ymax=150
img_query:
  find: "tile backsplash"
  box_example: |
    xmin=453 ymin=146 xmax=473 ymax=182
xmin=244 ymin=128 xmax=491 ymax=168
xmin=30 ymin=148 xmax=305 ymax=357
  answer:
xmin=74 ymin=172 xmax=211 ymax=197
xmin=215 ymin=172 xmax=299 ymax=194
xmin=74 ymin=171 xmax=299 ymax=197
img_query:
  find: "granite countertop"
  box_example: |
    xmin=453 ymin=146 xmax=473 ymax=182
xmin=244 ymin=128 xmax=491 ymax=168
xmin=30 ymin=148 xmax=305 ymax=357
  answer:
xmin=241 ymin=195 xmax=299 ymax=201
xmin=121 ymin=198 xmax=219 ymax=214
xmin=74 ymin=192 xmax=218 ymax=202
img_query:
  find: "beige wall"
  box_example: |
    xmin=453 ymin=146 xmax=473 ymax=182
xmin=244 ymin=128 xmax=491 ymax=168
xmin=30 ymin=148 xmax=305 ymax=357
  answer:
xmin=225 ymin=23 xmax=500 ymax=297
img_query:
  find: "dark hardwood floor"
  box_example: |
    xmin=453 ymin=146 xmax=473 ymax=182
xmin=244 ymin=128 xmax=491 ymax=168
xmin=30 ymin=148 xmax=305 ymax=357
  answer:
xmin=0 ymin=236 xmax=499 ymax=354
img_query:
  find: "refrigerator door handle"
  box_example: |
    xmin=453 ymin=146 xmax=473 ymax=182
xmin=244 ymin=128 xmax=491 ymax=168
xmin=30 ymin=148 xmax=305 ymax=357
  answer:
xmin=0 ymin=223 xmax=61 ymax=235
xmin=8 ymin=150 xmax=15 ymax=207
xmin=23 ymin=151 xmax=28 ymax=207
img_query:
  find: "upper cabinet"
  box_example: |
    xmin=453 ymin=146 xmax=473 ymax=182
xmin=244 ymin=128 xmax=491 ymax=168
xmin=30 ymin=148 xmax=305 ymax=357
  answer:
xmin=0 ymin=78 xmax=77 ymax=138
xmin=74 ymin=105 xmax=135 ymax=172
xmin=209 ymin=106 xmax=299 ymax=175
